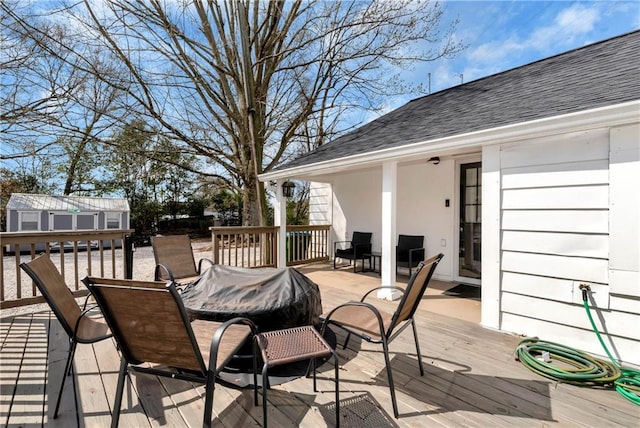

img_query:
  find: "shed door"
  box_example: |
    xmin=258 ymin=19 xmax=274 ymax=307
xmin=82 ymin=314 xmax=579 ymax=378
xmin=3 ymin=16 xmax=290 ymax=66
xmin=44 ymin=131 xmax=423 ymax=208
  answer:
xmin=459 ymin=162 xmax=481 ymax=283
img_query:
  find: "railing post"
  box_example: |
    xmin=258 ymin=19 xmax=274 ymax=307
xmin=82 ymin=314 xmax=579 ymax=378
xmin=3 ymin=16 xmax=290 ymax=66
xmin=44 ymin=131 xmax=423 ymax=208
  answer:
xmin=124 ymin=235 xmax=134 ymax=279
xmin=212 ymin=233 xmax=220 ymax=264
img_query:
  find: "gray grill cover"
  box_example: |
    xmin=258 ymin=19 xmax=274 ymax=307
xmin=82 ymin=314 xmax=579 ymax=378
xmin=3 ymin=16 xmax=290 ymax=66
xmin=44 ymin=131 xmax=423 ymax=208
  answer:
xmin=180 ymin=265 xmax=322 ymax=332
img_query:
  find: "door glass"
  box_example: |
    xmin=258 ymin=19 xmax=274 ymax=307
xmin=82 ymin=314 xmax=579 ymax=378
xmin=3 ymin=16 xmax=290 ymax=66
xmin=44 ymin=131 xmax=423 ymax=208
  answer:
xmin=460 ymin=162 xmax=481 ymax=279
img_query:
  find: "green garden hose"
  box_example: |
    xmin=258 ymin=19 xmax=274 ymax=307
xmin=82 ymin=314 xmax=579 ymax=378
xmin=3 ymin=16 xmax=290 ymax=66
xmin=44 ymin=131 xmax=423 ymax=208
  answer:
xmin=515 ymin=286 xmax=640 ymax=405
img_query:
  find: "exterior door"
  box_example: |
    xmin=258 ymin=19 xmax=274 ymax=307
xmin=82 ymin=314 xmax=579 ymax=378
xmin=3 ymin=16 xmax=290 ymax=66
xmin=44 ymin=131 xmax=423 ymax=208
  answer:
xmin=458 ymin=162 xmax=481 ymax=284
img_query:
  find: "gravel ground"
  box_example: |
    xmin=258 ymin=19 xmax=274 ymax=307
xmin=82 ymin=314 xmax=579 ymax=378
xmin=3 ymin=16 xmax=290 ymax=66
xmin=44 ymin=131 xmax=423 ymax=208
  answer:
xmin=1 ymin=242 xmax=212 ymax=319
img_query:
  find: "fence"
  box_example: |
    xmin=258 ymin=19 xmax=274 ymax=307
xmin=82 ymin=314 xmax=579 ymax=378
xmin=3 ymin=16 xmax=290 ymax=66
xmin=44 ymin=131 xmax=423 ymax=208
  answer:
xmin=210 ymin=225 xmax=330 ymax=268
xmin=0 ymin=230 xmax=134 ymax=309
xmin=1 ymin=225 xmax=331 ymax=309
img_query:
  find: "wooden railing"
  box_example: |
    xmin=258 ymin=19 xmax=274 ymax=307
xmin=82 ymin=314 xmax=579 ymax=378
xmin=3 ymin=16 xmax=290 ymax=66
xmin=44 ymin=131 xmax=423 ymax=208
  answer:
xmin=0 ymin=230 xmax=134 ymax=309
xmin=210 ymin=225 xmax=330 ymax=268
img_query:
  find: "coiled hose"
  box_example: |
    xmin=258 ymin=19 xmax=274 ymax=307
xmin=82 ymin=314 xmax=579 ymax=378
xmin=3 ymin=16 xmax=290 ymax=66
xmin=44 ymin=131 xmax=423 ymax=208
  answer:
xmin=515 ymin=286 xmax=640 ymax=405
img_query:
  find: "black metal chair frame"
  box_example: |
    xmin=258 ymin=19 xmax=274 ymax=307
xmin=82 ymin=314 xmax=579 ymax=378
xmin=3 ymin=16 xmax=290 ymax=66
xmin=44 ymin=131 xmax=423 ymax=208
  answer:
xmin=333 ymin=231 xmax=372 ymax=272
xmin=320 ymin=253 xmax=444 ymax=418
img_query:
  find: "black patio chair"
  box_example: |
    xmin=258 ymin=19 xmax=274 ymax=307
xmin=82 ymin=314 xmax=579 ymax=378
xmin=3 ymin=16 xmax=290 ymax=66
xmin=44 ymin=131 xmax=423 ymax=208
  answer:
xmin=333 ymin=231 xmax=372 ymax=272
xmin=396 ymin=234 xmax=425 ymax=277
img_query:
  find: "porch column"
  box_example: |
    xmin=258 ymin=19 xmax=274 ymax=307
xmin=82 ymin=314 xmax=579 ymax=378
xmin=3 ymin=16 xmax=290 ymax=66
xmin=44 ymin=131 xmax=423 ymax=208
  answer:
xmin=378 ymin=161 xmax=401 ymax=300
xmin=273 ymin=179 xmax=287 ymax=268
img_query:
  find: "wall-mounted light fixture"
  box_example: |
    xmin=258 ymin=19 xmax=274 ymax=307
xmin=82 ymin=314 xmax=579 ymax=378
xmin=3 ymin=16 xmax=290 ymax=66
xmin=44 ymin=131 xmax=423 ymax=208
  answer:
xmin=428 ymin=156 xmax=440 ymax=165
xmin=282 ymin=180 xmax=296 ymax=198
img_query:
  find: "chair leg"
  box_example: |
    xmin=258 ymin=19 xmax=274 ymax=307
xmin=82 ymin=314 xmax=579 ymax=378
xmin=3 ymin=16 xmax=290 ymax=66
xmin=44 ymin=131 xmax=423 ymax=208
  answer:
xmin=53 ymin=340 xmax=77 ymax=418
xmin=252 ymin=338 xmax=259 ymax=406
xmin=111 ymin=357 xmax=128 ymax=428
xmin=262 ymin=363 xmax=270 ymax=428
xmin=342 ymin=333 xmax=351 ymax=350
xmin=333 ymin=350 xmax=340 ymax=428
xmin=381 ymin=339 xmax=399 ymax=418
xmin=203 ymin=370 xmax=216 ymax=428
xmin=312 ymin=357 xmax=317 ymax=391
xmin=411 ymin=319 xmax=424 ymax=376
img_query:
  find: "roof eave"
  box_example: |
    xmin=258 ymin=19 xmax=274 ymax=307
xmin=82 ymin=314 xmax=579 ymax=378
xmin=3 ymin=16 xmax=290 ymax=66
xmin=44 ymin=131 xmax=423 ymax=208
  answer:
xmin=259 ymin=100 xmax=640 ymax=182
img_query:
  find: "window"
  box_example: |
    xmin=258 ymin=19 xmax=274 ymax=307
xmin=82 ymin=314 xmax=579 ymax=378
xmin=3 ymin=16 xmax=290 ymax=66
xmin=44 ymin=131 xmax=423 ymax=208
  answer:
xmin=106 ymin=212 xmax=121 ymax=229
xmin=77 ymin=214 xmax=97 ymax=230
xmin=20 ymin=212 xmax=40 ymax=231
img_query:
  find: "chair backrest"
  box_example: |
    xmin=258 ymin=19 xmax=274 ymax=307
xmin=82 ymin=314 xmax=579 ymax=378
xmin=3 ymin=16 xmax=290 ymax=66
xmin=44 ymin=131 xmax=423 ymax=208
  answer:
xmin=20 ymin=255 xmax=82 ymax=338
xmin=83 ymin=277 xmax=206 ymax=374
xmin=397 ymin=234 xmax=424 ymax=250
xmin=152 ymin=235 xmax=198 ymax=280
xmin=352 ymin=231 xmax=372 ymax=246
xmin=388 ymin=253 xmax=444 ymax=334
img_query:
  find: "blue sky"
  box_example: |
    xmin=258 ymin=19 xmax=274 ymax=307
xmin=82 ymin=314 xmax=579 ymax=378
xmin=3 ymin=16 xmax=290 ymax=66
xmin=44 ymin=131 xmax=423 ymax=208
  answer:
xmin=387 ymin=0 xmax=639 ymax=112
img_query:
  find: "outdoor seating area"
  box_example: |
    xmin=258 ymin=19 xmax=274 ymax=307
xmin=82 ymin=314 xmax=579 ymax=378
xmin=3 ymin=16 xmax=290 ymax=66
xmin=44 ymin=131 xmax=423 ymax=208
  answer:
xmin=2 ymin=257 xmax=638 ymax=427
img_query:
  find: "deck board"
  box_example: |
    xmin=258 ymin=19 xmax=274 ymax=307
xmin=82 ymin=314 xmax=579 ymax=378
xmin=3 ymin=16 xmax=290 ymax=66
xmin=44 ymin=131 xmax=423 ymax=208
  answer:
xmin=1 ymin=264 xmax=638 ymax=427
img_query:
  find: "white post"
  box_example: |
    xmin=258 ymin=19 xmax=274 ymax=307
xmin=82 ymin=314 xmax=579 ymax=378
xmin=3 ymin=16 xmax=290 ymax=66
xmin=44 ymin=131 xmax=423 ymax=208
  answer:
xmin=378 ymin=161 xmax=401 ymax=300
xmin=273 ymin=180 xmax=288 ymax=268
xmin=481 ymin=145 xmax=501 ymax=329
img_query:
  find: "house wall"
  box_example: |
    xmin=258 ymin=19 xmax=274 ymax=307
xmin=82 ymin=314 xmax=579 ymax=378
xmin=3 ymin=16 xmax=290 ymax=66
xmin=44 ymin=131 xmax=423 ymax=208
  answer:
xmin=309 ymin=183 xmax=332 ymax=224
xmin=493 ymin=126 xmax=640 ymax=365
xmin=325 ymin=160 xmax=456 ymax=281
xmin=396 ymin=161 xmax=455 ymax=280
xmin=330 ymin=169 xmax=382 ymax=247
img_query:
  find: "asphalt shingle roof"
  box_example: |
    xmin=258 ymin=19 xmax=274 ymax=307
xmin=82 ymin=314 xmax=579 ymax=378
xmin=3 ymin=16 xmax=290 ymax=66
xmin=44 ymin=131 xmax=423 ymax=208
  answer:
xmin=276 ymin=30 xmax=639 ymax=171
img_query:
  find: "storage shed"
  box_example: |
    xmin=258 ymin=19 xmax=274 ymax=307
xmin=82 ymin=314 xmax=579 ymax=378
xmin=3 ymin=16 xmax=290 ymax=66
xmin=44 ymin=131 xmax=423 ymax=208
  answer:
xmin=6 ymin=193 xmax=130 ymax=233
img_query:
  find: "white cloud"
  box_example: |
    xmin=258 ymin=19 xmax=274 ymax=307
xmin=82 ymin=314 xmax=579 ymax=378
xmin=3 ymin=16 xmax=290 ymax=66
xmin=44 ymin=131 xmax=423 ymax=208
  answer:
xmin=556 ymin=4 xmax=599 ymax=33
xmin=468 ymin=37 xmax=524 ymax=63
xmin=529 ymin=3 xmax=600 ymax=50
xmin=465 ymin=2 xmax=602 ymax=67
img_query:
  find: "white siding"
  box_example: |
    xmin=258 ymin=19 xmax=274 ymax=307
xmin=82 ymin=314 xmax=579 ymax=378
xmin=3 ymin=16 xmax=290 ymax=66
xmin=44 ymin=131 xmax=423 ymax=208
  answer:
xmin=497 ymin=127 xmax=640 ymax=365
xmin=309 ymin=182 xmax=331 ymax=225
xmin=609 ymin=124 xmax=640 ymax=293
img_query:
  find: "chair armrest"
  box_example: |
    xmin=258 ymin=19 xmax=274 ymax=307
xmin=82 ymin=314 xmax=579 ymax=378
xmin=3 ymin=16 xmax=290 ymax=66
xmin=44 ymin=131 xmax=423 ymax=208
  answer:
xmin=154 ymin=264 xmax=175 ymax=282
xmin=72 ymin=305 xmax=113 ymax=341
xmin=333 ymin=240 xmax=352 ymax=251
xmin=197 ymin=258 xmax=215 ymax=274
xmin=207 ymin=317 xmax=258 ymax=373
xmin=80 ymin=291 xmax=94 ymax=311
xmin=408 ymin=247 xmax=425 ymax=258
xmin=360 ymin=286 xmax=406 ymax=302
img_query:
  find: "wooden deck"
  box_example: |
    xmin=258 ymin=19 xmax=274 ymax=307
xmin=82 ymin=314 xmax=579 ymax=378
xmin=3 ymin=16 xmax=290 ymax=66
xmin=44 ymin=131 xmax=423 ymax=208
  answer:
xmin=1 ymin=264 xmax=638 ymax=427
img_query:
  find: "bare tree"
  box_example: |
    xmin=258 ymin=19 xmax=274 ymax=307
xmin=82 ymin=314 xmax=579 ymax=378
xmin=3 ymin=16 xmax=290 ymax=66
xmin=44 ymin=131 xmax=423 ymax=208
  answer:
xmin=1 ymin=1 xmax=131 ymax=195
xmin=5 ymin=0 xmax=462 ymax=225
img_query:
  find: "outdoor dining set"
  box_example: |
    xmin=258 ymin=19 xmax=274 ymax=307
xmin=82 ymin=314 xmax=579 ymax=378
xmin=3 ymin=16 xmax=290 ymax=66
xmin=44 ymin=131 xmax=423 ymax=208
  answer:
xmin=19 ymin=233 xmax=443 ymax=427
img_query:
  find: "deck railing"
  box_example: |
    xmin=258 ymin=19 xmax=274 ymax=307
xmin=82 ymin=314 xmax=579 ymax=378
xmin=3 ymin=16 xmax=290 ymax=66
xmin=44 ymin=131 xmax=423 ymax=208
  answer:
xmin=0 ymin=230 xmax=134 ymax=309
xmin=210 ymin=225 xmax=330 ymax=268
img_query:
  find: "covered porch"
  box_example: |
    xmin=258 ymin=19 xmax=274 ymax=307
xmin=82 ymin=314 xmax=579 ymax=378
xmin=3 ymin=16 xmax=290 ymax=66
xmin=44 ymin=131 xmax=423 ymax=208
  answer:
xmin=2 ymin=263 xmax=636 ymax=427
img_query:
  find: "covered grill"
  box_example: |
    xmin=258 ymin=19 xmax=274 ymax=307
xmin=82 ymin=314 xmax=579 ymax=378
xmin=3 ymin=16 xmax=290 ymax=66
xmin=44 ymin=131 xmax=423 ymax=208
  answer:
xmin=180 ymin=264 xmax=322 ymax=332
